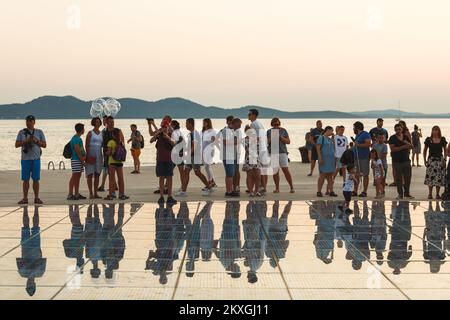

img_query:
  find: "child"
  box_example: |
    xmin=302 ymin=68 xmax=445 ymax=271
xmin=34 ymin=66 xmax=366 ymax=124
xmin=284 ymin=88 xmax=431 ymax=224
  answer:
xmin=150 ymin=119 xmax=177 ymax=205
xmin=243 ymin=125 xmax=261 ymax=196
xmin=370 ymin=149 xmax=384 ymax=198
xmin=104 ymin=128 xmax=129 ymax=200
xmin=340 ymin=164 xmax=356 ymax=214
xmin=372 ymin=134 xmax=388 ymax=190
xmin=68 ymin=123 xmax=86 ymax=200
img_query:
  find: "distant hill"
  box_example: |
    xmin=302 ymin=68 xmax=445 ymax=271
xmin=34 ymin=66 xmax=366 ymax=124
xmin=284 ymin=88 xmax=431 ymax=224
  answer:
xmin=0 ymin=95 xmax=449 ymax=119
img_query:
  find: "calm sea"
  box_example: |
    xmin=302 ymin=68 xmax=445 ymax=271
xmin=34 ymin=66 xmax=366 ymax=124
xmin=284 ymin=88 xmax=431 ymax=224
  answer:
xmin=1 ymin=118 xmax=448 ymax=171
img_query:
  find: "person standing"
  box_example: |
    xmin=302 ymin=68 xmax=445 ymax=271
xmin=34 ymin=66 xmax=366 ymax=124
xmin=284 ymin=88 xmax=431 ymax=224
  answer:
xmin=266 ymin=118 xmax=294 ymax=193
xmin=104 ymin=128 xmax=129 ymax=200
xmin=372 ymin=134 xmax=388 ymax=188
xmin=68 ymin=123 xmax=87 ymax=200
xmin=243 ymin=125 xmax=262 ymax=196
xmin=99 ymin=116 xmax=123 ymax=193
xmin=127 ymin=124 xmax=143 ymax=174
xmin=248 ymin=109 xmax=269 ymax=193
xmin=85 ymin=117 xmax=103 ymax=199
xmin=170 ymin=120 xmax=186 ymax=188
xmin=369 ymin=118 xmax=389 ymax=143
xmin=150 ymin=120 xmax=177 ymax=205
xmin=15 ymin=115 xmax=47 ymax=205
xmin=98 ymin=115 xmax=109 ymax=192
xmin=388 ymin=123 xmax=414 ymax=199
xmin=176 ymin=118 xmax=210 ymax=197
xmin=316 ymin=126 xmax=337 ymax=197
xmin=411 ymin=125 xmax=423 ymax=167
xmin=423 ymin=126 xmax=447 ymax=199
xmin=333 ymin=125 xmax=348 ymax=183
xmin=352 ymin=121 xmax=372 ymax=197
xmin=308 ymin=120 xmax=324 ymax=176
xmin=202 ymin=118 xmax=217 ymax=188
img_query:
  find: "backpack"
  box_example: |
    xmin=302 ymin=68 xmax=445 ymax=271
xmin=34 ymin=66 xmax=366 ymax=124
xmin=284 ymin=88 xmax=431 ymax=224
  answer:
xmin=113 ymin=142 xmax=127 ymax=162
xmin=340 ymin=149 xmax=354 ymax=166
xmin=140 ymin=135 xmax=145 ymax=149
xmin=63 ymin=142 xmax=72 ymax=159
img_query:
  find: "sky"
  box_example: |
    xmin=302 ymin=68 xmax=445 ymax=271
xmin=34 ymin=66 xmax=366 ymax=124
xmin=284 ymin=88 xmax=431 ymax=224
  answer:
xmin=1 ymin=0 xmax=449 ymax=113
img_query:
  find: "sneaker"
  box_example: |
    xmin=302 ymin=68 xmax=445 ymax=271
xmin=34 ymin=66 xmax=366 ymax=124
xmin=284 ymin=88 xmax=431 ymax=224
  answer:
xmin=329 ymin=192 xmax=338 ymax=197
xmin=201 ymin=187 xmax=210 ymax=192
xmin=119 ymin=195 xmax=130 ymax=200
xmin=76 ymin=194 xmax=87 ymax=200
xmin=67 ymin=195 xmax=77 ymax=201
xmin=230 ymin=191 xmax=240 ymax=197
xmin=167 ymin=196 xmax=177 ymax=205
xmin=316 ymin=192 xmax=323 ymax=197
xmin=404 ymin=194 xmax=415 ymax=199
xmin=225 ymin=192 xmax=234 ymax=197
xmin=157 ymin=196 xmax=165 ymax=205
xmin=307 ymin=173 xmax=312 ymax=177
xmin=175 ymin=191 xmax=187 ymax=197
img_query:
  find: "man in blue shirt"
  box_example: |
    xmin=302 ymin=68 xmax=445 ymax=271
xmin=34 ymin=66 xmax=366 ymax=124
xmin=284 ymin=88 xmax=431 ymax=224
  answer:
xmin=369 ymin=118 xmax=389 ymax=143
xmin=353 ymin=121 xmax=372 ymax=197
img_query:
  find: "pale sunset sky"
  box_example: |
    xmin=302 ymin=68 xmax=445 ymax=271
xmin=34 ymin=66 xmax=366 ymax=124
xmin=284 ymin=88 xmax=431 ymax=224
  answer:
xmin=1 ymin=0 xmax=449 ymax=112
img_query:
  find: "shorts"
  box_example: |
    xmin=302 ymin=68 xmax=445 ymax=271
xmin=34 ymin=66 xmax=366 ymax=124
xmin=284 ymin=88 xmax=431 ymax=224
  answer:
xmin=71 ymin=159 xmax=84 ymax=173
xmin=311 ymin=148 xmax=319 ymax=161
xmin=156 ymin=161 xmax=175 ymax=177
xmin=184 ymin=163 xmax=202 ymax=171
xmin=271 ymin=153 xmax=289 ymax=169
xmin=355 ymin=158 xmax=370 ymax=176
xmin=131 ymin=148 xmax=141 ymax=158
xmin=343 ymin=191 xmax=352 ymax=202
xmin=223 ymin=161 xmax=238 ymax=177
xmin=21 ymin=159 xmax=41 ymax=181
xmin=109 ymin=163 xmax=123 ymax=168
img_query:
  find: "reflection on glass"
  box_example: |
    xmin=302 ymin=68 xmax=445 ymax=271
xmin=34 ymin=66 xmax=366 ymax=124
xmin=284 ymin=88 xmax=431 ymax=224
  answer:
xmin=16 ymin=206 xmax=46 ymax=296
xmin=265 ymin=201 xmax=291 ymax=268
xmin=63 ymin=205 xmax=85 ymax=273
xmin=388 ymin=201 xmax=412 ymax=275
xmin=423 ymin=201 xmax=446 ymax=273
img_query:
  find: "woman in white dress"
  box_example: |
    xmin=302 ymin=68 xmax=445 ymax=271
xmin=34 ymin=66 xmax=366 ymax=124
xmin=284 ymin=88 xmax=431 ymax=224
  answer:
xmin=85 ymin=117 xmax=103 ymax=199
xmin=202 ymin=118 xmax=217 ymax=188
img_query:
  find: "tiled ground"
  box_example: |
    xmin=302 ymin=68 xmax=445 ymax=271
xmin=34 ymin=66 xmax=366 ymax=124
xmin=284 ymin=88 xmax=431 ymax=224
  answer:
xmin=0 ymin=200 xmax=450 ymax=300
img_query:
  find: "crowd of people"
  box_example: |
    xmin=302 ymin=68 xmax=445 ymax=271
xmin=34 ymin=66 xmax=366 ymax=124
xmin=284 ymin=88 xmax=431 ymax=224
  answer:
xmin=14 ymin=112 xmax=450 ymax=205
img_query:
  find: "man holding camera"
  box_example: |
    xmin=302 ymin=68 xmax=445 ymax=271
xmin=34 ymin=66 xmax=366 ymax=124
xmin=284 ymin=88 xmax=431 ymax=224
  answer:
xmin=15 ymin=115 xmax=47 ymax=205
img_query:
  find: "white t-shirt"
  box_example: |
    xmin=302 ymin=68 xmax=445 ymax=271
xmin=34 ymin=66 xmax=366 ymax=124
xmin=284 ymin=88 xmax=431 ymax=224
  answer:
xmin=334 ymin=135 xmax=348 ymax=158
xmin=202 ymin=128 xmax=217 ymax=162
xmin=343 ymin=172 xmax=354 ymax=192
xmin=171 ymin=129 xmax=185 ymax=145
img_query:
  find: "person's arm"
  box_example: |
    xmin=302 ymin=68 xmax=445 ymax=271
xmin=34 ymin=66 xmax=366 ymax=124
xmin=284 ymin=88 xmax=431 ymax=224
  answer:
xmin=119 ymin=130 xmax=125 ymax=143
xmin=15 ymin=131 xmax=25 ymax=148
xmin=148 ymin=120 xmax=159 ymax=136
xmin=423 ymin=143 xmax=428 ymax=165
xmin=356 ymin=138 xmax=372 ymax=148
xmin=85 ymin=131 xmax=92 ymax=158
xmin=74 ymin=144 xmax=86 ymax=163
xmin=316 ymin=137 xmax=323 ymax=164
xmin=162 ymin=132 xmax=175 ymax=146
xmin=280 ymin=130 xmax=290 ymax=144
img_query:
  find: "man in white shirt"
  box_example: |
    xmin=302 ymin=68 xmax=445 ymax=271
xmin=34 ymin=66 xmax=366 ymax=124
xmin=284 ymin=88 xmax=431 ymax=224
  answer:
xmin=333 ymin=125 xmax=348 ymax=182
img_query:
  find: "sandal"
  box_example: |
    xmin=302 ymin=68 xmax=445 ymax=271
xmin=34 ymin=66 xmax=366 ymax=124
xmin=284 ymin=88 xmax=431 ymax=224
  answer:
xmin=34 ymin=198 xmax=43 ymax=205
xmin=18 ymin=199 xmax=28 ymax=205
xmin=273 ymin=189 xmax=280 ymax=194
xmin=119 ymin=195 xmax=130 ymax=200
xmin=67 ymin=195 xmax=77 ymax=201
xmin=358 ymin=192 xmax=367 ymax=198
xmin=317 ymin=192 xmax=323 ymax=197
xmin=104 ymin=195 xmax=115 ymax=200
xmin=97 ymin=187 xmax=105 ymax=192
xmin=329 ymin=192 xmax=338 ymax=197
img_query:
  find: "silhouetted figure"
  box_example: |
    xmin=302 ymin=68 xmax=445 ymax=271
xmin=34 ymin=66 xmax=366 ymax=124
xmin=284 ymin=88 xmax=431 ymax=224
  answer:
xmin=265 ymin=201 xmax=291 ymax=268
xmin=63 ymin=205 xmax=86 ymax=273
xmin=370 ymin=201 xmax=387 ymax=265
xmin=388 ymin=201 xmax=412 ymax=275
xmin=200 ymin=202 xmax=214 ymax=262
xmin=16 ymin=206 xmax=46 ymax=296
xmin=312 ymin=201 xmax=335 ymax=264
xmin=423 ymin=201 xmax=446 ymax=273
xmin=242 ymin=201 xmax=267 ymax=283
xmin=102 ymin=204 xmax=125 ymax=279
xmin=213 ymin=201 xmax=241 ymax=278
xmin=85 ymin=204 xmax=103 ymax=278
xmin=186 ymin=205 xmax=202 ymax=277
xmin=351 ymin=201 xmax=371 ymax=270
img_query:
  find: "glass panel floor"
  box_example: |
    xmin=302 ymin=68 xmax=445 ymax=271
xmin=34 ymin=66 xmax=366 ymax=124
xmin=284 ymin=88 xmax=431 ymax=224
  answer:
xmin=1 ymin=200 xmax=449 ymax=300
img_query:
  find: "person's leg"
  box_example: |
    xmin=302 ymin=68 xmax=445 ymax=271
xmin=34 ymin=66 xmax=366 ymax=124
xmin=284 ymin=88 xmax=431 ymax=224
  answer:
xmin=74 ymin=172 xmax=82 ymax=196
xmin=20 ymin=160 xmax=32 ymax=201
xmin=182 ymin=167 xmax=191 ymax=192
xmin=117 ymin=167 xmax=125 ymax=195
xmin=93 ymin=174 xmax=100 ymax=197
xmin=317 ymin=173 xmax=325 ymax=193
xmin=428 ymin=186 xmax=433 ymax=198
xmin=226 ymin=177 xmax=233 ymax=193
xmin=137 ymin=153 xmax=141 ymax=172
xmin=194 ymin=168 xmax=209 ymax=187
xmin=159 ymin=177 xmax=165 ymax=197
xmin=22 ymin=180 xmax=30 ymax=200
xmin=132 ymin=153 xmax=138 ymax=172
xmin=261 ymin=174 xmax=268 ymax=191
xmin=363 ymin=175 xmax=369 ymax=194
xmin=69 ymin=173 xmax=75 ymax=196
xmin=87 ymin=174 xmax=94 ymax=197
xmin=234 ymin=167 xmax=240 ymax=192
xmin=281 ymin=167 xmax=294 ymax=191
xmin=273 ymin=170 xmax=280 ymax=192
xmin=247 ymin=170 xmax=254 ymax=193
xmin=393 ymin=162 xmax=403 ymax=197
xmin=354 ymin=172 xmax=360 ymax=194
xmin=100 ymin=165 xmax=108 ymax=190
xmin=108 ymin=166 xmax=116 ymax=197
xmin=32 ymin=181 xmax=40 ymax=200
xmin=166 ymin=176 xmax=173 ymax=197
xmin=310 ymin=160 xmax=316 ymax=175
xmin=341 ymin=166 xmax=347 ymax=183
xmin=326 ymin=173 xmax=334 ymax=193
xmin=437 ymin=186 xmax=441 ymax=198
xmin=254 ymin=169 xmax=261 ymax=193
xmin=403 ymin=162 xmax=412 ymax=196
xmin=412 ymin=153 xmax=415 ymax=166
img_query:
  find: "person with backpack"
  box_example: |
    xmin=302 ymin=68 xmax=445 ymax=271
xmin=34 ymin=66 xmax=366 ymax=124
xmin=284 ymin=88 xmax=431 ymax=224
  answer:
xmin=15 ymin=115 xmax=47 ymax=205
xmin=67 ymin=123 xmax=87 ymax=200
xmin=127 ymin=124 xmax=143 ymax=174
xmin=104 ymin=128 xmax=129 ymax=200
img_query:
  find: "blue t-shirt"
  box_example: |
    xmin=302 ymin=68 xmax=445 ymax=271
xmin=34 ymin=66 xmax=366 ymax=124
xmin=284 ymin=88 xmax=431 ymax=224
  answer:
xmin=70 ymin=135 xmax=85 ymax=161
xmin=353 ymin=131 xmax=371 ymax=159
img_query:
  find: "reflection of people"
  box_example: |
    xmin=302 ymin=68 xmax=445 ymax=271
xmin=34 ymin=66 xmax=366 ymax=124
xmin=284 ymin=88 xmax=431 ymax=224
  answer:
xmin=146 ymin=202 xmax=179 ymax=284
xmin=200 ymin=202 xmax=214 ymax=261
xmin=242 ymin=201 xmax=267 ymax=283
xmin=16 ymin=206 xmax=46 ymax=296
xmin=265 ymin=201 xmax=291 ymax=268
xmin=186 ymin=207 xmax=202 ymax=277
xmin=370 ymin=201 xmax=387 ymax=265
xmin=351 ymin=201 xmax=370 ymax=270
xmin=63 ymin=205 xmax=86 ymax=273
xmin=387 ymin=201 xmax=412 ymax=275
xmin=313 ymin=201 xmax=334 ymax=264
xmin=102 ymin=204 xmax=126 ymax=279
xmin=423 ymin=201 xmax=445 ymax=273
xmin=85 ymin=204 xmax=103 ymax=278
xmin=214 ymin=202 xmax=241 ymax=278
